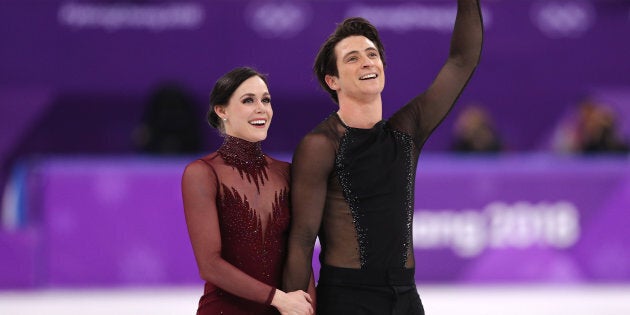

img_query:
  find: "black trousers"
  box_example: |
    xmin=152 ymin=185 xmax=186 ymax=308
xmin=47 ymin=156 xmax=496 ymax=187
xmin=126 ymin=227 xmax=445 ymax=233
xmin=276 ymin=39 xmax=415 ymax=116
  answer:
xmin=316 ymin=265 xmax=424 ymax=315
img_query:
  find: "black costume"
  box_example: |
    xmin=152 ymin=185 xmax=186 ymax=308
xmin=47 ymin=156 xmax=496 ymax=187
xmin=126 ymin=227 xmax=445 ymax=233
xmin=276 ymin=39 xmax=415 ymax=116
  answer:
xmin=283 ymin=1 xmax=483 ymax=314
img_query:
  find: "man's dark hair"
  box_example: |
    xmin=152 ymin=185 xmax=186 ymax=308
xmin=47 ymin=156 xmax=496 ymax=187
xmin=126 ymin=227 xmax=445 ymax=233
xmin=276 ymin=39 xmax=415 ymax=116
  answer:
xmin=313 ymin=17 xmax=386 ymax=104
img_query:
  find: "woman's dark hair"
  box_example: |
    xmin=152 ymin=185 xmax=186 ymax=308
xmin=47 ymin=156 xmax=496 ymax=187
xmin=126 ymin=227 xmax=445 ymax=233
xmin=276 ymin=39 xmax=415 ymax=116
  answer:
xmin=207 ymin=67 xmax=268 ymax=131
xmin=313 ymin=17 xmax=386 ymax=104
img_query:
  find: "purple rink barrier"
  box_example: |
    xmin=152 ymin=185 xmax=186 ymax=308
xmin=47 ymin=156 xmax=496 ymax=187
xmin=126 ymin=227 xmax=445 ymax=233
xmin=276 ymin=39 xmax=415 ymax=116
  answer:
xmin=1 ymin=154 xmax=630 ymax=289
xmin=412 ymin=154 xmax=630 ymax=283
xmin=12 ymin=157 xmax=203 ymax=288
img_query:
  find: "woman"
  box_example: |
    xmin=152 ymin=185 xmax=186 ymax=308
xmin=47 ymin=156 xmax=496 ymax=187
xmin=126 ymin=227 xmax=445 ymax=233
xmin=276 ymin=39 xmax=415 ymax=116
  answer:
xmin=182 ymin=67 xmax=313 ymax=315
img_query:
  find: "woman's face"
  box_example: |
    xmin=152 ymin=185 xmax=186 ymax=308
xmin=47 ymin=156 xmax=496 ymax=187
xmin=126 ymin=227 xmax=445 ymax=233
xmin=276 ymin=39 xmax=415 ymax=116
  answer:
xmin=215 ymin=75 xmax=273 ymax=142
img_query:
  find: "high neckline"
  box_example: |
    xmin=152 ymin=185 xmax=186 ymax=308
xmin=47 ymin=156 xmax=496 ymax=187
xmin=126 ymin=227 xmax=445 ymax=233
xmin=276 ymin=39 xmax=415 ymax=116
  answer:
xmin=217 ymin=136 xmax=268 ymax=192
xmin=218 ymin=135 xmax=266 ymax=166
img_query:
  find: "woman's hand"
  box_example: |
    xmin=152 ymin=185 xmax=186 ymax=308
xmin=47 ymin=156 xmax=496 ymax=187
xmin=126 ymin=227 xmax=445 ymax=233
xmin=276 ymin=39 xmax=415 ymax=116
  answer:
xmin=271 ymin=289 xmax=314 ymax=315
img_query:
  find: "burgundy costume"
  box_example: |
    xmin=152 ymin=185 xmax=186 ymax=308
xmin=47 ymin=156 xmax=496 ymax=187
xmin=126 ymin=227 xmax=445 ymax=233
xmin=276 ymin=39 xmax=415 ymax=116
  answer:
xmin=182 ymin=136 xmax=290 ymax=315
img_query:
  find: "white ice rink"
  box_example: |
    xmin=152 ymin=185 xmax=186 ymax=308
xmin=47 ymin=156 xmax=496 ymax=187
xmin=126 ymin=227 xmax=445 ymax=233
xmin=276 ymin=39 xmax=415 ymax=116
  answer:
xmin=1 ymin=285 xmax=630 ymax=315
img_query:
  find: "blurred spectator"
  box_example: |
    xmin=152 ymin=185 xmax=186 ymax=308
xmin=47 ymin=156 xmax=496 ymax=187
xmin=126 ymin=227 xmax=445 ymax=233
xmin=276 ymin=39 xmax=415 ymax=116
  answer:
xmin=133 ymin=83 xmax=202 ymax=154
xmin=552 ymin=98 xmax=629 ymax=154
xmin=451 ymin=104 xmax=503 ymax=153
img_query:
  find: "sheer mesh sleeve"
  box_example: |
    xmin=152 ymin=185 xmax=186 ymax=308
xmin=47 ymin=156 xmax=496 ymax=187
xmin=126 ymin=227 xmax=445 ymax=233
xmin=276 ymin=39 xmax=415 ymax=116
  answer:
xmin=389 ymin=0 xmax=483 ymax=148
xmin=283 ymin=132 xmax=336 ymax=291
xmin=181 ymin=160 xmax=275 ymax=305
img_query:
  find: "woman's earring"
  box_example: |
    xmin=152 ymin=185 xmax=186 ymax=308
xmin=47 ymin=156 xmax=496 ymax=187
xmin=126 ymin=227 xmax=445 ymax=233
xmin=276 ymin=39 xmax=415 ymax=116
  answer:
xmin=222 ymin=117 xmax=227 ymax=121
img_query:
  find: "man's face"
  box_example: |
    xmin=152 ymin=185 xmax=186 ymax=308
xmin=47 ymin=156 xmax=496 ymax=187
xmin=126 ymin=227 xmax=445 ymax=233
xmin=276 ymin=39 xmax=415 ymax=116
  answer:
xmin=326 ymin=35 xmax=385 ymax=102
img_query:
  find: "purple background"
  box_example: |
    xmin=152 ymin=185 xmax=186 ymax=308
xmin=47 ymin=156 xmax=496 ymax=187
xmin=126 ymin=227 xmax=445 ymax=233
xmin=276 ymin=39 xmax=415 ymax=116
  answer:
xmin=1 ymin=1 xmax=629 ymax=155
xmin=2 ymin=0 xmax=630 ymax=288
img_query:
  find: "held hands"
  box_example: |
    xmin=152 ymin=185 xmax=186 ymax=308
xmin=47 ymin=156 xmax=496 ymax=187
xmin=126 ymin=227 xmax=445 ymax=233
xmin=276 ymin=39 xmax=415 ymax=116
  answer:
xmin=271 ymin=289 xmax=314 ymax=315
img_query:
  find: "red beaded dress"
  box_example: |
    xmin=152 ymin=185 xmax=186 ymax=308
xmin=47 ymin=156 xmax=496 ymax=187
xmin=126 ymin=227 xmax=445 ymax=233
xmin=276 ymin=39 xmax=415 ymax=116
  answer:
xmin=182 ymin=135 xmax=290 ymax=315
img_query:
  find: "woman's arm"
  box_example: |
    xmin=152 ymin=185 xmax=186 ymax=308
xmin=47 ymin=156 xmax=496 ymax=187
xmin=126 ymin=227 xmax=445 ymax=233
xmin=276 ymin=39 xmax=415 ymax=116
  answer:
xmin=182 ymin=160 xmax=312 ymax=314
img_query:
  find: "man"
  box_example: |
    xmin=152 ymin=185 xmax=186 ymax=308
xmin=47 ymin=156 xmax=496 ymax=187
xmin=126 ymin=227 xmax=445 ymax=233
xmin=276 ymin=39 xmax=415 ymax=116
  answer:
xmin=284 ymin=1 xmax=483 ymax=313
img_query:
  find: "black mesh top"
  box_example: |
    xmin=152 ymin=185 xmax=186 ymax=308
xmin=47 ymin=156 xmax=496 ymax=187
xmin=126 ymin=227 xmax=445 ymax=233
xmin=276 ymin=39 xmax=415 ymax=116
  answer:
xmin=283 ymin=0 xmax=483 ymax=291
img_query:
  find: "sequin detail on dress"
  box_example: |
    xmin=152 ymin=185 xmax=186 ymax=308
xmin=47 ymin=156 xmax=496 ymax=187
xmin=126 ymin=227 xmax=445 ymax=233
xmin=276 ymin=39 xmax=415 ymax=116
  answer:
xmin=191 ymin=138 xmax=290 ymax=314
xmin=220 ymin=184 xmax=289 ymax=266
xmin=218 ymin=136 xmax=269 ymax=192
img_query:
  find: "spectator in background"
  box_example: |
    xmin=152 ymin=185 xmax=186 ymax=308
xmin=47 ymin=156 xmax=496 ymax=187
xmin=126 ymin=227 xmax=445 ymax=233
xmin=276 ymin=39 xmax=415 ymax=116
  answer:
xmin=134 ymin=83 xmax=202 ymax=154
xmin=576 ymin=99 xmax=628 ymax=153
xmin=451 ymin=104 xmax=503 ymax=153
xmin=551 ymin=98 xmax=629 ymax=154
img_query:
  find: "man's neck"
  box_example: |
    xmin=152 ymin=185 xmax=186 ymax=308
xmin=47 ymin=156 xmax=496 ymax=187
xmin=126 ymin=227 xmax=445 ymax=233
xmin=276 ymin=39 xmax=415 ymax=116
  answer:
xmin=337 ymin=95 xmax=383 ymax=129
